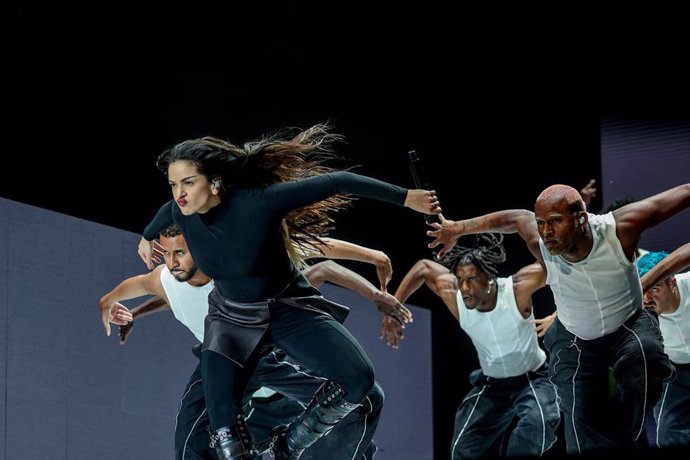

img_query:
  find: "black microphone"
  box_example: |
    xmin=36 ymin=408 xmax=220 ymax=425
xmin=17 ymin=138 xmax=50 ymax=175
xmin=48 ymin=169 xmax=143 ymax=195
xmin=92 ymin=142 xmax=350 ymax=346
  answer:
xmin=407 ymin=150 xmax=439 ymax=224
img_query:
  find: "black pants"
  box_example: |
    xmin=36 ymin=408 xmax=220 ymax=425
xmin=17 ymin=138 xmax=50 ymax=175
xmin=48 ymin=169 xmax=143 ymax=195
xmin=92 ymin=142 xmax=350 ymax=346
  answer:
xmin=451 ymin=364 xmax=560 ymax=459
xmin=543 ymin=309 xmax=674 ymax=454
xmin=202 ymin=302 xmax=375 ymax=430
xmin=176 ymin=345 xmax=382 ymax=460
xmin=653 ymin=361 xmax=690 ymax=448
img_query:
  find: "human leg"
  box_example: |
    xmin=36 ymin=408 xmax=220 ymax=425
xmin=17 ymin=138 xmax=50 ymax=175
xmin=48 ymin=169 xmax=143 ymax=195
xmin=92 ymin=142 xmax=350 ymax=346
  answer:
xmin=302 ymin=381 xmax=384 ymax=460
xmin=610 ymin=309 xmax=675 ymax=443
xmin=507 ymin=365 xmax=560 ymax=457
xmin=450 ymin=370 xmax=515 ymax=460
xmin=175 ymin=358 xmax=217 ymax=460
xmin=267 ymin=304 xmax=376 ymax=459
xmin=653 ymin=362 xmax=690 ymax=448
xmin=202 ymin=349 xmax=260 ymax=459
xmin=243 ymin=347 xmax=382 ymax=459
xmin=543 ymin=319 xmax=618 ymax=454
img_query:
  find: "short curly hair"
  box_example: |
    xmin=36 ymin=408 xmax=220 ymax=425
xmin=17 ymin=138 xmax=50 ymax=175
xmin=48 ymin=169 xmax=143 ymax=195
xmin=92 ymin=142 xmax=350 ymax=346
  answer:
xmin=637 ymin=251 xmax=669 ymax=277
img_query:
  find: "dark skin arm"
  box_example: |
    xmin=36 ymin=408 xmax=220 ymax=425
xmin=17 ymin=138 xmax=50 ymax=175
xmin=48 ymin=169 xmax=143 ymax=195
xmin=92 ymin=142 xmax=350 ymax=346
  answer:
xmin=118 ymin=296 xmax=171 ymax=345
xmin=303 ymin=260 xmax=412 ymax=325
xmin=511 ymin=262 xmax=547 ymax=319
xmin=613 ymin=183 xmax=690 ymax=261
xmin=640 ymin=242 xmax=690 ymax=291
xmin=315 ymin=237 xmax=393 ymax=293
xmin=394 ymin=259 xmax=459 ymax=320
xmin=427 ymin=211 xmax=543 ymax=266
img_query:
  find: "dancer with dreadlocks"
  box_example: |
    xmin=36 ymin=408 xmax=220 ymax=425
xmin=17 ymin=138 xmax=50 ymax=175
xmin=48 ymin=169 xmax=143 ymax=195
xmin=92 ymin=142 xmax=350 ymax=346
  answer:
xmin=428 ymin=183 xmax=689 ymax=454
xmin=394 ymin=233 xmax=560 ymax=459
xmin=137 ymin=123 xmax=441 ymax=459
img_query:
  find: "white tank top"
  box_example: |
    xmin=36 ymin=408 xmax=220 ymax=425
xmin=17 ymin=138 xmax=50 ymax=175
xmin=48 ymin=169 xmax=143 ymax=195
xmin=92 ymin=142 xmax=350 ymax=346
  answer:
xmin=539 ymin=212 xmax=641 ymax=340
xmin=159 ymin=267 xmax=213 ymax=343
xmin=659 ymin=272 xmax=690 ymax=364
xmin=458 ymin=276 xmax=546 ymax=378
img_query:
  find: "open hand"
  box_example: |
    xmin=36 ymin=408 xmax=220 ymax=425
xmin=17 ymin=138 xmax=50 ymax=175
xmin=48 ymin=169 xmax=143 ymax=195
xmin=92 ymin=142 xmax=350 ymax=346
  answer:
xmin=426 ymin=214 xmax=460 ymax=259
xmin=380 ymin=315 xmax=405 ymax=349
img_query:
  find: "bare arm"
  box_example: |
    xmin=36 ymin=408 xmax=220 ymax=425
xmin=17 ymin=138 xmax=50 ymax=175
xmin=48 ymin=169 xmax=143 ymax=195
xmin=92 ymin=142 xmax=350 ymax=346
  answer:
xmin=613 ymin=183 xmax=690 ymax=260
xmin=118 ymin=296 xmax=171 ymax=345
xmin=315 ymin=238 xmax=393 ymax=292
xmin=128 ymin=295 xmax=171 ymax=320
xmin=640 ymin=242 xmax=690 ymax=291
xmin=394 ymin=259 xmax=460 ymax=320
xmin=99 ymin=265 xmax=166 ymax=336
xmin=303 ymin=260 xmax=411 ymax=324
xmin=511 ymin=262 xmax=547 ymax=318
xmin=427 ymin=211 xmax=542 ymax=262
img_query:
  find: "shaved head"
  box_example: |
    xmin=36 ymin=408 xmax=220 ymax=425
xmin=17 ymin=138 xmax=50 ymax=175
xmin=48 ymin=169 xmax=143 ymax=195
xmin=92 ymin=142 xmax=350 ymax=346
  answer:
xmin=536 ymin=184 xmax=585 ymax=213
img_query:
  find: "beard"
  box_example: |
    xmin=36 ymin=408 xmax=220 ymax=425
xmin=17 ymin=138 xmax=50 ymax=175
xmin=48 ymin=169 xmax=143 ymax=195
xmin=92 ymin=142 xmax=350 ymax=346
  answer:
xmin=547 ymin=245 xmax=565 ymax=256
xmin=172 ymin=265 xmax=198 ymax=282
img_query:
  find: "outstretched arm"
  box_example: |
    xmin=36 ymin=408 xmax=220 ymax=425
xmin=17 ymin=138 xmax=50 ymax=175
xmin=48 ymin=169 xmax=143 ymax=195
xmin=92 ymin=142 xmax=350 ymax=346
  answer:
xmin=99 ymin=265 xmax=166 ymax=336
xmin=613 ymin=183 xmax=690 ymax=261
xmin=118 ymin=296 xmax=171 ymax=345
xmin=427 ymin=210 xmax=541 ymax=261
xmin=316 ymin=238 xmax=393 ymax=292
xmin=267 ymin=171 xmax=442 ymax=217
xmin=640 ymin=242 xmax=690 ymax=291
xmin=303 ymin=260 xmax=412 ymax=325
xmin=394 ymin=259 xmax=460 ymax=320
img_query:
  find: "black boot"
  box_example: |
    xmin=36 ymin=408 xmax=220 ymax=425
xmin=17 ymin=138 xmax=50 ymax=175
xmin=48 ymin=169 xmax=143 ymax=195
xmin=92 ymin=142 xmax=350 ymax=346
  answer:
xmin=209 ymin=414 xmax=253 ymax=459
xmin=272 ymin=381 xmax=359 ymax=459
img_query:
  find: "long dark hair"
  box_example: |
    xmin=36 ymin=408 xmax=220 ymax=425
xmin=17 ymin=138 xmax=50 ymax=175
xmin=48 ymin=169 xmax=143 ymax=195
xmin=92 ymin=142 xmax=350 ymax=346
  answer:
xmin=157 ymin=123 xmax=353 ymax=264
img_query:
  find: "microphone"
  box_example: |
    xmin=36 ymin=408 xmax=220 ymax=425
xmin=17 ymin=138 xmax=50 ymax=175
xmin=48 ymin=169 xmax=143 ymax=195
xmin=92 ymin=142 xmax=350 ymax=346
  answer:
xmin=408 ymin=150 xmax=439 ymax=224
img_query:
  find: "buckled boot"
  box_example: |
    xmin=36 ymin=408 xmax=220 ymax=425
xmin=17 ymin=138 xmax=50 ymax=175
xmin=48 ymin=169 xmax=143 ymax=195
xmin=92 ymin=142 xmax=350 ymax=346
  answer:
xmin=209 ymin=414 xmax=253 ymax=459
xmin=271 ymin=381 xmax=359 ymax=459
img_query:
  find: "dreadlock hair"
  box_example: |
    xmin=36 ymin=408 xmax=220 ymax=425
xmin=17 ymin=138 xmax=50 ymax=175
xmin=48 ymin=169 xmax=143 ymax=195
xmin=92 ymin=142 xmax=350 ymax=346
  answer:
xmin=157 ymin=123 xmax=353 ymax=268
xmin=438 ymin=233 xmax=507 ymax=280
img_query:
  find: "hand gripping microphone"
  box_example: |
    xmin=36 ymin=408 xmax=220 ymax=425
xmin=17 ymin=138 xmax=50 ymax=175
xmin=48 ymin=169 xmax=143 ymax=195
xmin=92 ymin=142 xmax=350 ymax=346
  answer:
xmin=408 ymin=150 xmax=439 ymax=224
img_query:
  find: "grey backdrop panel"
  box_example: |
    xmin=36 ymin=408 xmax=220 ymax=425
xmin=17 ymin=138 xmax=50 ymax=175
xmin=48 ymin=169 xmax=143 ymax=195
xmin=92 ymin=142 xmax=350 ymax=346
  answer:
xmin=601 ymin=117 xmax=690 ymax=252
xmin=0 ymin=198 xmax=432 ymax=460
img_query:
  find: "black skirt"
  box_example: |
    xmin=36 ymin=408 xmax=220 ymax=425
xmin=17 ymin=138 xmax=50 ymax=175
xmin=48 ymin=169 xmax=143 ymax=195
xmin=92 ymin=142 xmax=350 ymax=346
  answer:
xmin=202 ymin=287 xmax=350 ymax=366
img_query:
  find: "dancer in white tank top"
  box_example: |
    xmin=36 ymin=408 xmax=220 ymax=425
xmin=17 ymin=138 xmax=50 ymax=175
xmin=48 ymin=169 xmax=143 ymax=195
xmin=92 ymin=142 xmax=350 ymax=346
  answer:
xmin=427 ymin=182 xmax=689 ymax=454
xmin=100 ymin=224 xmax=409 ymax=460
xmin=638 ymin=245 xmax=690 ymax=449
xmin=395 ymin=233 xmax=559 ymax=459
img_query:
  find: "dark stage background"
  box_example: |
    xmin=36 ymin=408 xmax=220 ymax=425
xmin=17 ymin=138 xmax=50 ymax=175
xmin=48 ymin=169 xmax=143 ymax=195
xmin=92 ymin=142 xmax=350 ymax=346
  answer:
xmin=4 ymin=6 xmax=690 ymax=460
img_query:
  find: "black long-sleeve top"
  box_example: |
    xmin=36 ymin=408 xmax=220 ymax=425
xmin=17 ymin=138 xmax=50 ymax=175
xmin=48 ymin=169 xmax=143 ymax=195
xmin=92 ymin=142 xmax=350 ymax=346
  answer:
xmin=144 ymin=171 xmax=408 ymax=302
